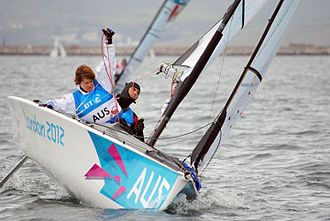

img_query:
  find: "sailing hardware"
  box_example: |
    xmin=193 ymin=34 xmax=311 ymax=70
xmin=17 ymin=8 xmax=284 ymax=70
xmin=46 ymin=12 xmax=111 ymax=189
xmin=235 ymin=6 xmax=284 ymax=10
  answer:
xmin=182 ymin=162 xmax=202 ymax=191
xmin=147 ymin=0 xmax=244 ymax=147
xmin=159 ymin=63 xmax=183 ymax=82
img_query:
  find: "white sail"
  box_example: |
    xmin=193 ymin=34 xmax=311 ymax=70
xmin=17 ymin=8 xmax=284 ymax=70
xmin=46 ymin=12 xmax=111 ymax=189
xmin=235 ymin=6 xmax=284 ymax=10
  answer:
xmin=58 ymin=42 xmax=67 ymax=57
xmin=192 ymin=0 xmax=301 ymax=173
xmin=49 ymin=38 xmax=59 ymax=58
xmin=174 ymin=0 xmax=268 ymax=81
xmin=116 ymin=0 xmax=190 ymax=89
xmin=147 ymin=0 xmax=269 ymax=146
xmin=50 ymin=38 xmax=66 ymax=58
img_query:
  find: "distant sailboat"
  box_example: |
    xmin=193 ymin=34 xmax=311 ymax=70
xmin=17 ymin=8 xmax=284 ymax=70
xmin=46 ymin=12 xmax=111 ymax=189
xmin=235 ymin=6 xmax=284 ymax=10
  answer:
xmin=115 ymin=0 xmax=190 ymax=90
xmin=50 ymin=38 xmax=66 ymax=58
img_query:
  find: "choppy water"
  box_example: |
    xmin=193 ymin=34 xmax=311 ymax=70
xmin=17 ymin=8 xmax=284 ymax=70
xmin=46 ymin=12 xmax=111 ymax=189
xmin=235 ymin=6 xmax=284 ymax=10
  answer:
xmin=0 ymin=55 xmax=329 ymax=220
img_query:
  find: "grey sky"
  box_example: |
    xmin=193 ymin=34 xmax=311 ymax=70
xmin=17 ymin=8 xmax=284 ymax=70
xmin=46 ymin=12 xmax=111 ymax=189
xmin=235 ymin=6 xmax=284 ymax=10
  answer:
xmin=0 ymin=0 xmax=329 ymax=47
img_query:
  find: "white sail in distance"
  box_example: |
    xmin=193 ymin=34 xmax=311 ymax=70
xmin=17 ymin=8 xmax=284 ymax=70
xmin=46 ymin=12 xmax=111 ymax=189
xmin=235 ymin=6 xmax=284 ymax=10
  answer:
xmin=50 ymin=38 xmax=66 ymax=58
xmin=191 ymin=0 xmax=301 ymax=174
xmin=115 ymin=0 xmax=190 ymax=90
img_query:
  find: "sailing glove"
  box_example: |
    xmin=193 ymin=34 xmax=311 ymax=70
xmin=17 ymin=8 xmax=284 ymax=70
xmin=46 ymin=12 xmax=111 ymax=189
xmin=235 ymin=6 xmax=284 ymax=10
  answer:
xmin=119 ymin=118 xmax=134 ymax=134
xmin=102 ymin=28 xmax=115 ymax=45
xmin=135 ymin=119 xmax=144 ymax=132
xmin=134 ymin=119 xmax=145 ymax=142
xmin=34 ymin=99 xmax=53 ymax=109
xmin=37 ymin=103 xmax=53 ymax=109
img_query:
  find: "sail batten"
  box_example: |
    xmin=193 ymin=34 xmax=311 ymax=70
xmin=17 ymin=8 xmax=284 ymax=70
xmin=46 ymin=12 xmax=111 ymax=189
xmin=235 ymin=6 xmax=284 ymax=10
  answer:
xmin=191 ymin=0 xmax=301 ymax=174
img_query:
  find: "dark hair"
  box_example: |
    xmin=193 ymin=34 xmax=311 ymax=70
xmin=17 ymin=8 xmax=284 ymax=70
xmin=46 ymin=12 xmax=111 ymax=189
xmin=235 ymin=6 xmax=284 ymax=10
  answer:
xmin=74 ymin=64 xmax=95 ymax=85
xmin=126 ymin=81 xmax=140 ymax=93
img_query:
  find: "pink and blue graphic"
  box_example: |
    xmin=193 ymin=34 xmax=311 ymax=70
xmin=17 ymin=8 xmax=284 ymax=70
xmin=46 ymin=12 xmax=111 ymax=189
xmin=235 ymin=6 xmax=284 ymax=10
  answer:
xmin=85 ymin=131 xmax=179 ymax=209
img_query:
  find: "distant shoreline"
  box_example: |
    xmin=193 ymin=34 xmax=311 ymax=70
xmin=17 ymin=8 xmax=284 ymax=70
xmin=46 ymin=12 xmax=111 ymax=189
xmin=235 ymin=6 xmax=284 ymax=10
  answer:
xmin=0 ymin=44 xmax=329 ymax=56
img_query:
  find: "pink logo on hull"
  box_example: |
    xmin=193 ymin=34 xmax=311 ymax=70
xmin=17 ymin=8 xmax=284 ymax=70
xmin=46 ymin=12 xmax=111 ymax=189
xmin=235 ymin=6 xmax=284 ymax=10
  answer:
xmin=84 ymin=164 xmax=111 ymax=179
xmin=85 ymin=143 xmax=128 ymax=200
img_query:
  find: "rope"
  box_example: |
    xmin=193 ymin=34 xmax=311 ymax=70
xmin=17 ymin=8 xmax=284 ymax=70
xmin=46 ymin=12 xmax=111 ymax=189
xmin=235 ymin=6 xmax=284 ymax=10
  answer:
xmin=74 ymin=34 xmax=119 ymax=117
xmin=208 ymin=15 xmax=234 ymax=122
xmin=89 ymin=120 xmax=213 ymax=144
xmin=100 ymin=34 xmax=120 ymax=122
xmin=132 ymin=68 xmax=160 ymax=82
xmin=154 ymin=122 xmax=212 ymax=140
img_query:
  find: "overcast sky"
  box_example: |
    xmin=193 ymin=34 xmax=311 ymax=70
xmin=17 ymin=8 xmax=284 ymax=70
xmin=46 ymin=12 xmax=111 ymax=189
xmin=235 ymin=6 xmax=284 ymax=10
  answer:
xmin=0 ymin=0 xmax=329 ymax=47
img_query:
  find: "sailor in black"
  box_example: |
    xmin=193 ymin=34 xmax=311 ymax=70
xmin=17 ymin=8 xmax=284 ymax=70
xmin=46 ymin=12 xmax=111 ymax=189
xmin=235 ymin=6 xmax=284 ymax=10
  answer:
xmin=117 ymin=82 xmax=145 ymax=142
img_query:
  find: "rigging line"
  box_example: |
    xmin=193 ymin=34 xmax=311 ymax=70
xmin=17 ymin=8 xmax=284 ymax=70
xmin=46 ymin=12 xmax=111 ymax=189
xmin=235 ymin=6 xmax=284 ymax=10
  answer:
xmin=101 ymin=34 xmax=115 ymax=91
xmin=128 ymin=20 xmax=215 ymax=84
xmin=131 ymin=68 xmax=161 ymax=82
xmin=101 ymin=34 xmax=121 ymax=122
xmin=100 ymin=35 xmax=110 ymax=84
xmin=75 ymin=35 xmax=120 ymax=120
xmin=87 ymin=119 xmax=212 ymax=145
xmin=88 ymin=121 xmax=151 ymax=142
xmin=122 ymin=54 xmax=162 ymax=83
xmin=127 ymin=16 xmax=217 ymax=84
xmin=208 ymin=16 xmax=234 ymax=123
xmin=75 ymin=35 xmax=115 ymax=116
xmin=154 ymin=122 xmax=213 ymax=140
xmin=73 ymin=35 xmax=109 ymax=114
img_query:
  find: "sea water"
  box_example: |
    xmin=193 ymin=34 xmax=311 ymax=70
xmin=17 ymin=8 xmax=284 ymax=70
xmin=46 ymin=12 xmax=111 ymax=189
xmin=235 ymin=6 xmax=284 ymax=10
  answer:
xmin=0 ymin=55 xmax=329 ymax=220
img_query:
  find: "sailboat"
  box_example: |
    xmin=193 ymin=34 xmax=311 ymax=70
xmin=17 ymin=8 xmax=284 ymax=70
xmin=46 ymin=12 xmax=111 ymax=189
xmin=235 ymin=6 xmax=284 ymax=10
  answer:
xmin=115 ymin=0 xmax=190 ymax=90
xmin=4 ymin=0 xmax=300 ymax=210
xmin=50 ymin=38 xmax=67 ymax=58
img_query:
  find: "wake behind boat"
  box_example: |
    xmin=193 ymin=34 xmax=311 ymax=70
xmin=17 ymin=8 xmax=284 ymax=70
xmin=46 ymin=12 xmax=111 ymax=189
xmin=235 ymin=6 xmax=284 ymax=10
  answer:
xmin=5 ymin=0 xmax=301 ymax=211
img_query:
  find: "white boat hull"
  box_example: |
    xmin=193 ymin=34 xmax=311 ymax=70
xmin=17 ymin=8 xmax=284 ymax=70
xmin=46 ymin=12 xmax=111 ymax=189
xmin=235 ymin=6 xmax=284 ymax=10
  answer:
xmin=8 ymin=96 xmax=196 ymax=210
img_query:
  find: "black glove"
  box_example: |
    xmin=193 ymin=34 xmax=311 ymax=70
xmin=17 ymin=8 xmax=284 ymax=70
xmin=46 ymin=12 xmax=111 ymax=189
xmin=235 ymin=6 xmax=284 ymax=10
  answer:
xmin=119 ymin=118 xmax=128 ymax=126
xmin=35 ymin=99 xmax=53 ymax=109
xmin=38 ymin=103 xmax=53 ymax=109
xmin=102 ymin=28 xmax=115 ymax=44
xmin=135 ymin=119 xmax=144 ymax=132
xmin=134 ymin=119 xmax=145 ymax=142
xmin=33 ymin=99 xmax=41 ymax=104
xmin=119 ymin=118 xmax=133 ymax=134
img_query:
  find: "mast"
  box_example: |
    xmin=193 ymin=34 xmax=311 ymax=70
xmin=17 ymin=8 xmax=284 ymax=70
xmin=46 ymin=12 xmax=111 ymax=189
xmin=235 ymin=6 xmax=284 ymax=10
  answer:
xmin=147 ymin=0 xmax=243 ymax=147
xmin=191 ymin=0 xmax=301 ymax=173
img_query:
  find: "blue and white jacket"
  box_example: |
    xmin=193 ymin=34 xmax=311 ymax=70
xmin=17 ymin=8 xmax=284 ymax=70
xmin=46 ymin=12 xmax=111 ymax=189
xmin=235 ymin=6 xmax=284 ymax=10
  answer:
xmin=47 ymin=44 xmax=125 ymax=126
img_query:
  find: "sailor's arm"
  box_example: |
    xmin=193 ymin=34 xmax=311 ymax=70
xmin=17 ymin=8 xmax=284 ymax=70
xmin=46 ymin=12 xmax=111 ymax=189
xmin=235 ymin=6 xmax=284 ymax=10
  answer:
xmin=45 ymin=93 xmax=75 ymax=115
xmin=97 ymin=28 xmax=116 ymax=92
